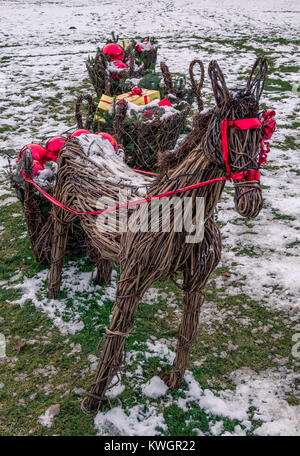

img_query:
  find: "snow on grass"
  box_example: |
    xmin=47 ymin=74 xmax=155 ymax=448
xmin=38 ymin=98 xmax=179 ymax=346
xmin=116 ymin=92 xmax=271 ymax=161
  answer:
xmin=12 ymin=267 xmax=85 ymax=335
xmin=0 ymin=187 xmax=11 ymax=198
xmin=38 ymin=404 xmax=60 ymax=429
xmin=1 ymin=0 xmax=299 ymax=437
xmin=0 ymin=196 xmax=19 ymax=207
xmin=9 ymin=260 xmax=118 ymax=334
xmin=106 ymin=378 xmax=126 ymax=399
xmin=9 ymin=260 xmax=166 ymax=335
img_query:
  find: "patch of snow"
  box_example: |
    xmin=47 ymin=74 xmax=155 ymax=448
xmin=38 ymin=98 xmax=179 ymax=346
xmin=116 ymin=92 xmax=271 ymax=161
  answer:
xmin=181 ymin=367 xmax=300 ymax=436
xmin=141 ymin=376 xmax=168 ymax=399
xmin=38 ymin=404 xmax=60 ymax=429
xmin=94 ymin=404 xmax=167 ymax=436
xmin=0 ymin=196 xmax=18 ymax=207
xmin=106 ymin=376 xmax=126 ymax=399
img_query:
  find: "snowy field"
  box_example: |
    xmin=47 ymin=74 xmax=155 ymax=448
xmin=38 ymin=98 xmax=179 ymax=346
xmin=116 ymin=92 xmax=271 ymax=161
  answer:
xmin=0 ymin=0 xmax=299 ymax=436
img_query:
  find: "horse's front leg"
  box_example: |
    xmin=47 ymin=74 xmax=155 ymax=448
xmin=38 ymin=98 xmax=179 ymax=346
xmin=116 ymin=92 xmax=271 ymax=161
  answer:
xmin=165 ymin=216 xmax=222 ymax=389
xmin=166 ymin=287 xmax=205 ymax=389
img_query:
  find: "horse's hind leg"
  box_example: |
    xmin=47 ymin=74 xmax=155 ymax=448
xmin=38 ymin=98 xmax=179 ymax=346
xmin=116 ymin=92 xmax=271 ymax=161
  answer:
xmin=84 ymin=246 xmax=160 ymax=412
xmin=85 ymin=239 xmax=112 ymax=285
xmin=94 ymin=259 xmax=112 ymax=285
xmin=84 ymin=275 xmax=143 ymax=411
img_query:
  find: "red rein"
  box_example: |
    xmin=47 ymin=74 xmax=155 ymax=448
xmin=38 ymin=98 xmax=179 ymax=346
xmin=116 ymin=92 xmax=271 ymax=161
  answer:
xmin=21 ymin=111 xmax=276 ymax=216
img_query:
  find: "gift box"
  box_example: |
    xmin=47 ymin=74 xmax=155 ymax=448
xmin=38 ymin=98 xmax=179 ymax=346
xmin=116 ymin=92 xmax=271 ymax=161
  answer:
xmin=94 ymin=88 xmax=160 ymax=121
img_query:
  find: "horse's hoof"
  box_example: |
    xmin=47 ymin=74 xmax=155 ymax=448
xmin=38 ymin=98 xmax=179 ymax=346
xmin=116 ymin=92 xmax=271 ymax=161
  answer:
xmin=162 ymin=372 xmax=184 ymax=389
xmin=161 ymin=372 xmax=171 ymax=386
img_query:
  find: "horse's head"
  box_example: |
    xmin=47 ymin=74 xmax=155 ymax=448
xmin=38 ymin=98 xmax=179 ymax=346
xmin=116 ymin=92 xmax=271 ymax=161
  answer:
xmin=202 ymin=57 xmax=273 ymax=218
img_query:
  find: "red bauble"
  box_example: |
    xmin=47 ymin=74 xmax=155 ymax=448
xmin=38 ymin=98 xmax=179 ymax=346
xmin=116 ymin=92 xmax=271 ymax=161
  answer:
xmin=32 ymin=160 xmax=44 ymax=175
xmin=109 ymin=60 xmax=128 ymax=79
xmin=110 ymin=60 xmax=128 ymax=70
xmin=69 ymin=129 xmax=92 ymax=138
xmin=44 ymin=136 xmax=66 ymax=162
xmin=18 ymin=144 xmax=46 ymax=162
xmin=103 ymin=43 xmax=124 ymax=61
xmin=136 ymin=40 xmax=153 ymax=53
xmin=96 ymin=132 xmax=118 ymax=151
xmin=158 ymin=98 xmax=173 ymax=107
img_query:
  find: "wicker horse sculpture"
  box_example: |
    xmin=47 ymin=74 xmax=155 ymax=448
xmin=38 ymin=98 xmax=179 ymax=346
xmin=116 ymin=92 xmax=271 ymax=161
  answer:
xmin=47 ymin=57 xmax=272 ymax=411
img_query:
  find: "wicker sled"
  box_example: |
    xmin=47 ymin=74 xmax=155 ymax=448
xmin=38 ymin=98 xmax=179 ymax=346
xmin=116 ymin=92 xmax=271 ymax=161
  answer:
xmin=10 ymin=149 xmax=86 ymax=265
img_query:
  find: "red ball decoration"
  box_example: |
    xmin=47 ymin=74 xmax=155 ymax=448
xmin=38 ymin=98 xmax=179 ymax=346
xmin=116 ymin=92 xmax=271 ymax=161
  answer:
xmin=32 ymin=160 xmax=44 ymax=176
xmin=136 ymin=40 xmax=153 ymax=53
xmin=158 ymin=98 xmax=173 ymax=107
xmin=110 ymin=60 xmax=128 ymax=70
xmin=109 ymin=60 xmax=128 ymax=79
xmin=103 ymin=43 xmax=124 ymax=61
xmin=69 ymin=129 xmax=92 ymax=139
xmin=96 ymin=132 xmax=118 ymax=151
xmin=44 ymin=136 xmax=66 ymax=162
xmin=18 ymin=144 xmax=46 ymax=162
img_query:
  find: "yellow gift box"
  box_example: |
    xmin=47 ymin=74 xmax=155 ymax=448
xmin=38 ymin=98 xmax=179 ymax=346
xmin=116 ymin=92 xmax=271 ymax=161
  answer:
xmin=119 ymin=40 xmax=130 ymax=50
xmin=94 ymin=88 xmax=160 ymax=122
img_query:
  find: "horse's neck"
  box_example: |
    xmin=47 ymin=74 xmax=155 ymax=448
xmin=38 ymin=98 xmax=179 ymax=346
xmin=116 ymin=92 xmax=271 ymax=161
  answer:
xmin=155 ymin=146 xmax=225 ymax=217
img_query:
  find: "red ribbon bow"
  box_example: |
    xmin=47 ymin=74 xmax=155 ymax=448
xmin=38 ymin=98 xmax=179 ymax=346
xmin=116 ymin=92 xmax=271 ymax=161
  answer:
xmin=143 ymin=109 xmax=156 ymax=120
xmin=116 ymin=88 xmax=148 ymax=106
xmin=259 ymin=110 xmax=276 ymax=166
xmin=128 ymin=87 xmax=143 ymax=97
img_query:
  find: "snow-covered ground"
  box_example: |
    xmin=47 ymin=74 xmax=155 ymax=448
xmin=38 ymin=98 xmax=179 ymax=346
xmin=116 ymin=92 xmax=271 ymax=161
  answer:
xmin=0 ymin=0 xmax=299 ymax=437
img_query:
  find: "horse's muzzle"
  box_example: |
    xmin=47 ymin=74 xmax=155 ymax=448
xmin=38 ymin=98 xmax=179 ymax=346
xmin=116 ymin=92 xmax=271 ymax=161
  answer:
xmin=234 ymin=181 xmax=263 ymax=218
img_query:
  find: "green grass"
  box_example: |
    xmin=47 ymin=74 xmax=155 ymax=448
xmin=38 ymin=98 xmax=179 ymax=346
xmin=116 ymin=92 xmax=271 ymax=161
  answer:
xmin=0 ymin=193 xmax=297 ymax=436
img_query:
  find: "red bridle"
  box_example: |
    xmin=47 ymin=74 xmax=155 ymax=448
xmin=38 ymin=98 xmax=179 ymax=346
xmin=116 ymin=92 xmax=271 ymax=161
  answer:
xmin=221 ymin=110 xmax=276 ymax=182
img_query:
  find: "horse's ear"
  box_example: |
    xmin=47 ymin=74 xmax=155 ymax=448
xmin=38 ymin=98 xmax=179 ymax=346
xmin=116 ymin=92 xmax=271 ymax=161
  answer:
xmin=208 ymin=60 xmax=230 ymax=106
xmin=247 ymin=56 xmax=268 ymax=102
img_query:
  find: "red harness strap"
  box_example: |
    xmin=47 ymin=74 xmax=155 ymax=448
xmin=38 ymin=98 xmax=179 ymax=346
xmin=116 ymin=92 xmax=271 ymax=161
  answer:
xmin=221 ymin=117 xmax=262 ymax=180
xmin=21 ymin=172 xmax=227 ymax=216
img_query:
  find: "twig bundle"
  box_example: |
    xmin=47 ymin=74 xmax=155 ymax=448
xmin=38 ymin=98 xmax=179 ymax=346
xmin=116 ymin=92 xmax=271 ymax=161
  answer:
xmin=86 ymin=43 xmax=158 ymax=99
xmin=160 ymin=59 xmax=205 ymax=111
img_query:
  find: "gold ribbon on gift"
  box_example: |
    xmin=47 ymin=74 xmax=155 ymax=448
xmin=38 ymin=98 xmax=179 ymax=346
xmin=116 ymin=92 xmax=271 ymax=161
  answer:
xmin=94 ymin=88 xmax=160 ymax=122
